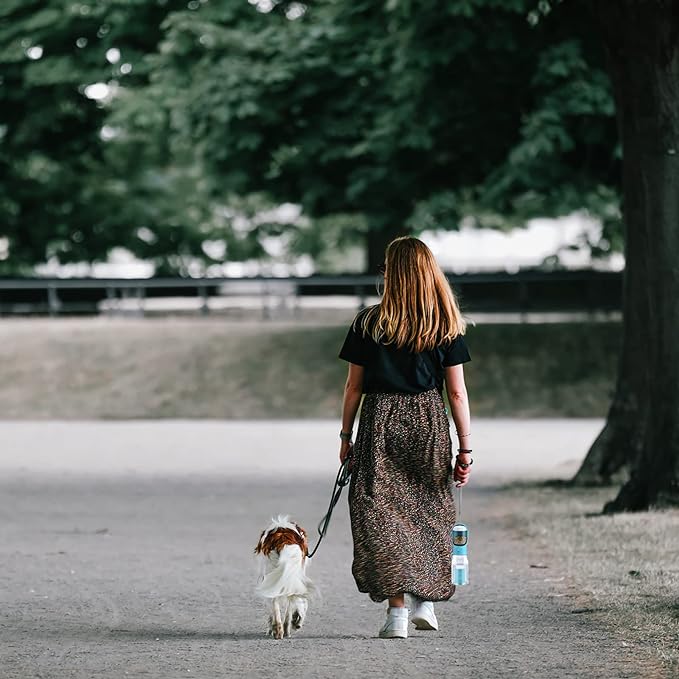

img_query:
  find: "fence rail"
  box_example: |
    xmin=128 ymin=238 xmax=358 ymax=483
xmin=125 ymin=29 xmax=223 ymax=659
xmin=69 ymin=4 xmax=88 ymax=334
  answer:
xmin=0 ymin=270 xmax=623 ymax=318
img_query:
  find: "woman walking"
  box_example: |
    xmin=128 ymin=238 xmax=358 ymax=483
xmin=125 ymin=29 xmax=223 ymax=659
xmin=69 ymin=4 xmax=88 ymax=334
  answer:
xmin=338 ymin=236 xmax=473 ymax=639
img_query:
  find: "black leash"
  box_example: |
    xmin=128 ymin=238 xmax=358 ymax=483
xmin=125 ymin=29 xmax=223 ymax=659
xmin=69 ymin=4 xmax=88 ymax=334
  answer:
xmin=307 ymin=455 xmax=352 ymax=559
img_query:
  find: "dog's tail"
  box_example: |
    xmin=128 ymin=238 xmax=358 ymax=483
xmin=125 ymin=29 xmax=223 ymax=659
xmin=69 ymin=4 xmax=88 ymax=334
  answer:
xmin=255 ymin=544 xmax=316 ymax=599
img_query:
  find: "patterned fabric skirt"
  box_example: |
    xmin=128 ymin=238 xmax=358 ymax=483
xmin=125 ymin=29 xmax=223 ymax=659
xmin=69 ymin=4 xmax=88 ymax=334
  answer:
xmin=349 ymin=388 xmax=456 ymax=603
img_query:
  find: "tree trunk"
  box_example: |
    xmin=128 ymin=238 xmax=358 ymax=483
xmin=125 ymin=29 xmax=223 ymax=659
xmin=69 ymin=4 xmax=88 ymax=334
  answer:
xmin=571 ymin=147 xmax=650 ymax=486
xmin=591 ymin=1 xmax=679 ymax=510
xmin=570 ymin=387 xmax=645 ymax=486
xmin=365 ymin=216 xmax=409 ymax=273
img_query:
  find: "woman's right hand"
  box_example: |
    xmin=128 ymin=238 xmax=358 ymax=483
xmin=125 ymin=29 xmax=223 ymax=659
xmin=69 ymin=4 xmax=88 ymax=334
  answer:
xmin=340 ymin=440 xmax=353 ymax=464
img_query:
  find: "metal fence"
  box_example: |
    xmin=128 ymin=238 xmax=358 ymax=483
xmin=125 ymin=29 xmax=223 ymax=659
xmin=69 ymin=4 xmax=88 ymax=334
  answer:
xmin=0 ymin=270 xmax=623 ymax=318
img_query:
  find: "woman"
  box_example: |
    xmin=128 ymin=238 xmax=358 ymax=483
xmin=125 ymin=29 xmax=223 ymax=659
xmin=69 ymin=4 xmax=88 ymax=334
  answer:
xmin=338 ymin=236 xmax=472 ymax=639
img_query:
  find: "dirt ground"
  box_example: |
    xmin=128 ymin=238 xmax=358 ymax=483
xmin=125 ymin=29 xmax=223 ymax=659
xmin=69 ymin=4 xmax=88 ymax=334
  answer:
xmin=0 ymin=421 xmax=669 ymax=679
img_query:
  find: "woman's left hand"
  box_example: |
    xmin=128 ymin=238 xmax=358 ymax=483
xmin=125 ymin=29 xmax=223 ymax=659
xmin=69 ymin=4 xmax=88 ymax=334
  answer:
xmin=454 ymin=465 xmax=471 ymax=487
xmin=454 ymin=454 xmax=472 ymax=487
xmin=340 ymin=440 xmax=353 ymax=464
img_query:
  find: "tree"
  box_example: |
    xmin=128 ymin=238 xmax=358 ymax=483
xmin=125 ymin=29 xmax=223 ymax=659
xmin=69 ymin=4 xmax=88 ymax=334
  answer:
xmin=539 ymin=0 xmax=679 ymax=510
xmin=1 ymin=1 xmax=619 ymax=273
xmin=133 ymin=0 xmax=618 ymax=271
xmin=579 ymin=1 xmax=679 ymax=510
xmin=134 ymin=0 xmax=679 ymax=508
xmin=0 ymin=0 xmax=206 ymax=273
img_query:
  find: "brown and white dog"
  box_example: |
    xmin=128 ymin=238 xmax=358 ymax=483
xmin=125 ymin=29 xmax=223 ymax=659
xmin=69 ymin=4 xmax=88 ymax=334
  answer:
xmin=254 ymin=516 xmax=316 ymax=639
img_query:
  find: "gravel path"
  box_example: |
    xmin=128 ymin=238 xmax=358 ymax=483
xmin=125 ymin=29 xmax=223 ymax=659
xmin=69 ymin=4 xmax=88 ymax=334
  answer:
xmin=0 ymin=422 xmax=659 ymax=678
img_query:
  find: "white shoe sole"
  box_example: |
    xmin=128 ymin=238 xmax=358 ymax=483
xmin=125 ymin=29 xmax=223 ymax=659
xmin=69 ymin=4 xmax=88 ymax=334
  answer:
xmin=378 ymin=629 xmax=408 ymax=639
xmin=411 ymin=616 xmax=438 ymax=630
xmin=411 ymin=611 xmax=439 ymax=630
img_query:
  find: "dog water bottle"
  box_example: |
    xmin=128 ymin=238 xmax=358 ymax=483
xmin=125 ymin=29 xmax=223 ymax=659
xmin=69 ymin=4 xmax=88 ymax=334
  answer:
xmin=451 ymin=524 xmax=469 ymax=586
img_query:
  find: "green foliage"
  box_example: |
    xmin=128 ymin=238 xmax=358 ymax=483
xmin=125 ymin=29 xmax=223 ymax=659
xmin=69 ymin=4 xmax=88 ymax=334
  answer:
xmin=0 ymin=0 xmax=620 ymax=273
xmin=121 ymin=0 xmax=618 ymax=267
xmin=0 ymin=0 xmax=196 ymax=273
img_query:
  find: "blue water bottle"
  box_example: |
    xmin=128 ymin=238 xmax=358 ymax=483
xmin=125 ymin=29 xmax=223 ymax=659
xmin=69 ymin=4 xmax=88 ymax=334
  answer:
xmin=451 ymin=523 xmax=469 ymax=586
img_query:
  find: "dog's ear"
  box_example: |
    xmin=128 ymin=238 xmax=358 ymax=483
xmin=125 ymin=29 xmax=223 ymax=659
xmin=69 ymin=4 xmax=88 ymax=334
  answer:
xmin=295 ymin=523 xmax=309 ymax=556
xmin=254 ymin=529 xmax=266 ymax=554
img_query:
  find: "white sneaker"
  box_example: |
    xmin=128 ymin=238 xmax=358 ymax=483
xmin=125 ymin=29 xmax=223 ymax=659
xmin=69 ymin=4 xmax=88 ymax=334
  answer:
xmin=378 ymin=607 xmax=409 ymax=639
xmin=411 ymin=599 xmax=439 ymax=631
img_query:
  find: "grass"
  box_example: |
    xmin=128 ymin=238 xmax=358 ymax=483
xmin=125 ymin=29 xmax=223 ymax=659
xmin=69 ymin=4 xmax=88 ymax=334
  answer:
xmin=500 ymin=484 xmax=679 ymax=673
xmin=466 ymin=322 xmax=620 ymax=417
xmin=0 ymin=317 xmax=620 ymax=419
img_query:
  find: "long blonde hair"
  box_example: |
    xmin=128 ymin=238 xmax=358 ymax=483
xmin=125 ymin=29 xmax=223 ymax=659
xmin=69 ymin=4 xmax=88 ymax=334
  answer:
xmin=358 ymin=236 xmax=466 ymax=352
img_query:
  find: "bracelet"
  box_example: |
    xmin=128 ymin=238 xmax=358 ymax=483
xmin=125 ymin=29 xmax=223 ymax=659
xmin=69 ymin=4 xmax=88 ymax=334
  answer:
xmin=339 ymin=430 xmax=353 ymax=441
xmin=455 ymin=456 xmax=474 ymax=469
xmin=456 ymin=432 xmax=471 ymax=438
xmin=457 ymin=448 xmax=473 ymax=454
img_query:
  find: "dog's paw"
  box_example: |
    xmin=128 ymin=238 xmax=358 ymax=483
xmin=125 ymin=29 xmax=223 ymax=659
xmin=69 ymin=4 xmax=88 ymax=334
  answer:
xmin=291 ymin=611 xmax=303 ymax=630
xmin=268 ymin=615 xmax=285 ymax=640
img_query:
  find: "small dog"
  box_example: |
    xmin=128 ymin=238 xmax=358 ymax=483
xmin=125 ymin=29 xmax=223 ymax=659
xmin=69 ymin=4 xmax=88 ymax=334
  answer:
xmin=254 ymin=516 xmax=316 ymax=639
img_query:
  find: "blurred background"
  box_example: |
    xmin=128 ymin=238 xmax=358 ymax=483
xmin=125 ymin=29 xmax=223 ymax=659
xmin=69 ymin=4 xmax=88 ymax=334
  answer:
xmin=0 ymin=0 xmax=623 ymax=420
xmin=5 ymin=6 xmax=679 ymax=677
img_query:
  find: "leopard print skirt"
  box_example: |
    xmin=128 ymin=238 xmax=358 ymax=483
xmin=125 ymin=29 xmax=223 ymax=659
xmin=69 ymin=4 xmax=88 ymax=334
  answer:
xmin=349 ymin=388 xmax=456 ymax=603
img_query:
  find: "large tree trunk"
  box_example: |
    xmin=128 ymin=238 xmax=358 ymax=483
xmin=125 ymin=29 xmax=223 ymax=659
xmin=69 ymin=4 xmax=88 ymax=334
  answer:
xmin=571 ymin=143 xmax=650 ymax=487
xmin=365 ymin=216 xmax=408 ymax=273
xmin=571 ymin=377 xmax=646 ymax=486
xmin=591 ymin=1 xmax=679 ymax=510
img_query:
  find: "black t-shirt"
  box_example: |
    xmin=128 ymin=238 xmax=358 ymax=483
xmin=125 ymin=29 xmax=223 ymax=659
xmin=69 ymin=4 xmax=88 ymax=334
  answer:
xmin=338 ymin=315 xmax=471 ymax=395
